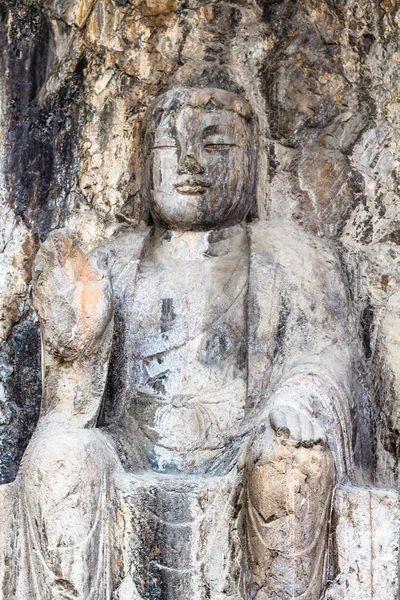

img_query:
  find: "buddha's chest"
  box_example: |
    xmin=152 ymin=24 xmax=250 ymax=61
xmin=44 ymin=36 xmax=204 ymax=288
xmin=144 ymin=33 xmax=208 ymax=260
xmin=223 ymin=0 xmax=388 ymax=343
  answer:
xmin=136 ymin=253 xmax=244 ymax=332
xmin=109 ymin=229 xmax=251 ymax=465
xmin=128 ymin=248 xmax=249 ymax=392
xmin=119 ymin=238 xmax=248 ymax=455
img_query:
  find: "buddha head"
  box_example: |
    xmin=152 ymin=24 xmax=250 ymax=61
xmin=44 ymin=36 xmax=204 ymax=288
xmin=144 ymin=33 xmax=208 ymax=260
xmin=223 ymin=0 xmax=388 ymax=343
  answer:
xmin=142 ymin=74 xmax=257 ymax=231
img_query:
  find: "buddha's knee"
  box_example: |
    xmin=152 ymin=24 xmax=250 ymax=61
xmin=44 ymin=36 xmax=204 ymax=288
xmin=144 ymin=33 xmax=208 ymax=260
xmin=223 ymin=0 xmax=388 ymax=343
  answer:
xmin=247 ymin=440 xmax=335 ymax=522
xmin=19 ymin=427 xmax=118 ymax=546
xmin=22 ymin=427 xmax=116 ymax=490
xmin=245 ymin=440 xmax=335 ymax=599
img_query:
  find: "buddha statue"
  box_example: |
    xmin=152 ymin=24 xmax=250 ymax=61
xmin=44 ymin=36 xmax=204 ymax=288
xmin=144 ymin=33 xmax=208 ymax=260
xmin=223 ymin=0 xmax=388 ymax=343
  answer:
xmin=4 ymin=81 xmax=356 ymax=600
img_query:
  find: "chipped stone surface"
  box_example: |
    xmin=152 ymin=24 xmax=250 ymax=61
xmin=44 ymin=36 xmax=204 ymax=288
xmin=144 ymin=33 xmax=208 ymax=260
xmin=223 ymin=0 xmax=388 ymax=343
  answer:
xmin=0 ymin=0 xmax=400 ymax=598
xmin=0 ymin=198 xmax=34 ymax=342
xmin=325 ymin=485 xmax=400 ymax=599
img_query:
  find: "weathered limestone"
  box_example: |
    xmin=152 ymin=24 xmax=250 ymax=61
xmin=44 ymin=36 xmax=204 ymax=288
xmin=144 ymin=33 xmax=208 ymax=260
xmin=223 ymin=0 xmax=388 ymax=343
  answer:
xmin=2 ymin=479 xmax=399 ymax=598
xmin=1 ymin=1 xmax=400 ymax=597
xmin=2 ymin=0 xmax=400 ymax=491
xmin=0 ymin=483 xmax=16 ymax=598
xmin=0 ymin=83 xmax=364 ymax=598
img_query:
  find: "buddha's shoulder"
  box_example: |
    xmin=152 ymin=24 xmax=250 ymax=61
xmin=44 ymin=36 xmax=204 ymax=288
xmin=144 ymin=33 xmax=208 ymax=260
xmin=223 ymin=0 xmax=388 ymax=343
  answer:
xmin=248 ymin=219 xmax=343 ymax=276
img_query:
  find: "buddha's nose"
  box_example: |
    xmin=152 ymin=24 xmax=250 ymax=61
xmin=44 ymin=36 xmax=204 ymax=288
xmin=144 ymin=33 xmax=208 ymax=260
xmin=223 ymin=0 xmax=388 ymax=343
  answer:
xmin=178 ymin=147 xmax=205 ymax=175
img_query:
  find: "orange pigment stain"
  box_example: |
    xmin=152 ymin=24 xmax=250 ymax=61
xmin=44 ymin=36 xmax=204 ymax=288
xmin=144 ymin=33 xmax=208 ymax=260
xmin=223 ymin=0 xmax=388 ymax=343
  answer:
xmin=68 ymin=246 xmax=104 ymax=336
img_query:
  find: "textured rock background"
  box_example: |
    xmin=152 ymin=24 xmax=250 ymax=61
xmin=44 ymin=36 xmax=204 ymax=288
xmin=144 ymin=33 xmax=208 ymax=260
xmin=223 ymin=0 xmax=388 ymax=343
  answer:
xmin=0 ymin=0 xmax=399 ymax=490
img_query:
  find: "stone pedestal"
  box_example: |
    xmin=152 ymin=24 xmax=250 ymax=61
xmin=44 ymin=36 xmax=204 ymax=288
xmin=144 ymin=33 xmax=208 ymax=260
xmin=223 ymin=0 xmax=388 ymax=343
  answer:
xmin=1 ymin=479 xmax=399 ymax=598
xmin=113 ymin=470 xmax=242 ymax=600
xmin=325 ymin=485 xmax=400 ymax=600
xmin=114 ymin=480 xmax=400 ymax=600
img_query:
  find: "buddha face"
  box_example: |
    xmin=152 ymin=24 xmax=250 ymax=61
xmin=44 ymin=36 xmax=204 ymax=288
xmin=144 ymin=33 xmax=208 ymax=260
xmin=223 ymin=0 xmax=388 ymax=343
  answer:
xmin=143 ymin=88 xmax=255 ymax=231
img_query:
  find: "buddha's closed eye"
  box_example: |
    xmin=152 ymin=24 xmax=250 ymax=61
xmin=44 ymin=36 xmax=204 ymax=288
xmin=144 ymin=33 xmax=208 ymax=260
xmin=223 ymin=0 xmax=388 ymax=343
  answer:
xmin=202 ymin=128 xmax=237 ymax=151
xmin=203 ymin=142 xmax=237 ymax=152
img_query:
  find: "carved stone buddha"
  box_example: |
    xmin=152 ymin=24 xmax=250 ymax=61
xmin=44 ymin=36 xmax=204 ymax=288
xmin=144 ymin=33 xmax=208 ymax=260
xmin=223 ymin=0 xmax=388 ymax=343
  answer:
xmin=2 ymin=85 xmax=356 ymax=599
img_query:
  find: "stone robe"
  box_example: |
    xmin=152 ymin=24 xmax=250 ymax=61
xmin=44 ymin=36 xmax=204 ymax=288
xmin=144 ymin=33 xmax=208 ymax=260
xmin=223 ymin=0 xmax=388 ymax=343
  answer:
xmin=0 ymin=219 xmax=357 ymax=599
xmin=101 ymin=219 xmax=355 ymax=479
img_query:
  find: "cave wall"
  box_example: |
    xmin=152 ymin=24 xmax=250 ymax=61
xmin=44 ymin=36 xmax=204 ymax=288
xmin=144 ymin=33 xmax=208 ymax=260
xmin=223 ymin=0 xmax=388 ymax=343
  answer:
xmin=0 ymin=0 xmax=399 ymax=485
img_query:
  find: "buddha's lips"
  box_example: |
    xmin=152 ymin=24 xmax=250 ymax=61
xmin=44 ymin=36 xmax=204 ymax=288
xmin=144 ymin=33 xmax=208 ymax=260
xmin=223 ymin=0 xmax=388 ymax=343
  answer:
xmin=174 ymin=181 xmax=210 ymax=194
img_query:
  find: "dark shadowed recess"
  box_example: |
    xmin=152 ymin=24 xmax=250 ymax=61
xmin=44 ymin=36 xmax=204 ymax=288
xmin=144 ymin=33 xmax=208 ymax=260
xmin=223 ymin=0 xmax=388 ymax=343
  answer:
xmin=0 ymin=2 xmax=87 ymax=483
xmin=1 ymin=1 xmax=86 ymax=239
xmin=0 ymin=313 xmax=41 ymax=483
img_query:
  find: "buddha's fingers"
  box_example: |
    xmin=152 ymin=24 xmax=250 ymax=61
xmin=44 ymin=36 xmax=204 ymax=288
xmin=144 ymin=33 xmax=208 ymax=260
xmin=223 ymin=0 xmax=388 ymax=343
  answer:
xmin=269 ymin=405 xmax=327 ymax=448
xmin=269 ymin=408 xmax=290 ymax=439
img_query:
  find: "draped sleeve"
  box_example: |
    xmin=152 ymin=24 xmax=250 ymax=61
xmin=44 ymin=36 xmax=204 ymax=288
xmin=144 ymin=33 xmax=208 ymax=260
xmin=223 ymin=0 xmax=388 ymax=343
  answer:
xmin=247 ymin=220 xmax=361 ymax=482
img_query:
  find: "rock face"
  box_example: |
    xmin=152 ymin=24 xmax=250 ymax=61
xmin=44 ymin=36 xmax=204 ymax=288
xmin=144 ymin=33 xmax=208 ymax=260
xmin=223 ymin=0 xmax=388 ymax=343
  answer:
xmin=0 ymin=0 xmax=399 ymax=598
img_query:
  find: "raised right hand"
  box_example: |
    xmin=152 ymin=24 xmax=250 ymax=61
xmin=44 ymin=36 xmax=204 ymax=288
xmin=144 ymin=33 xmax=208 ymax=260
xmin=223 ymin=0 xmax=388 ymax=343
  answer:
xmin=32 ymin=229 xmax=113 ymax=360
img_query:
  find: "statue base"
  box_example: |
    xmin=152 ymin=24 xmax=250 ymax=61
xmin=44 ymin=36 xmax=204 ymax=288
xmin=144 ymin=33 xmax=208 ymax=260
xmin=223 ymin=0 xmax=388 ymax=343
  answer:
xmin=1 ymin=479 xmax=398 ymax=599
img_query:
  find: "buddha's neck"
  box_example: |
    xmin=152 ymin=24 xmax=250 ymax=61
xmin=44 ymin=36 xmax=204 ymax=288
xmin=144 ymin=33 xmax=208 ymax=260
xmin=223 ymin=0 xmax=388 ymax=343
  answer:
xmin=152 ymin=222 xmax=248 ymax=261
